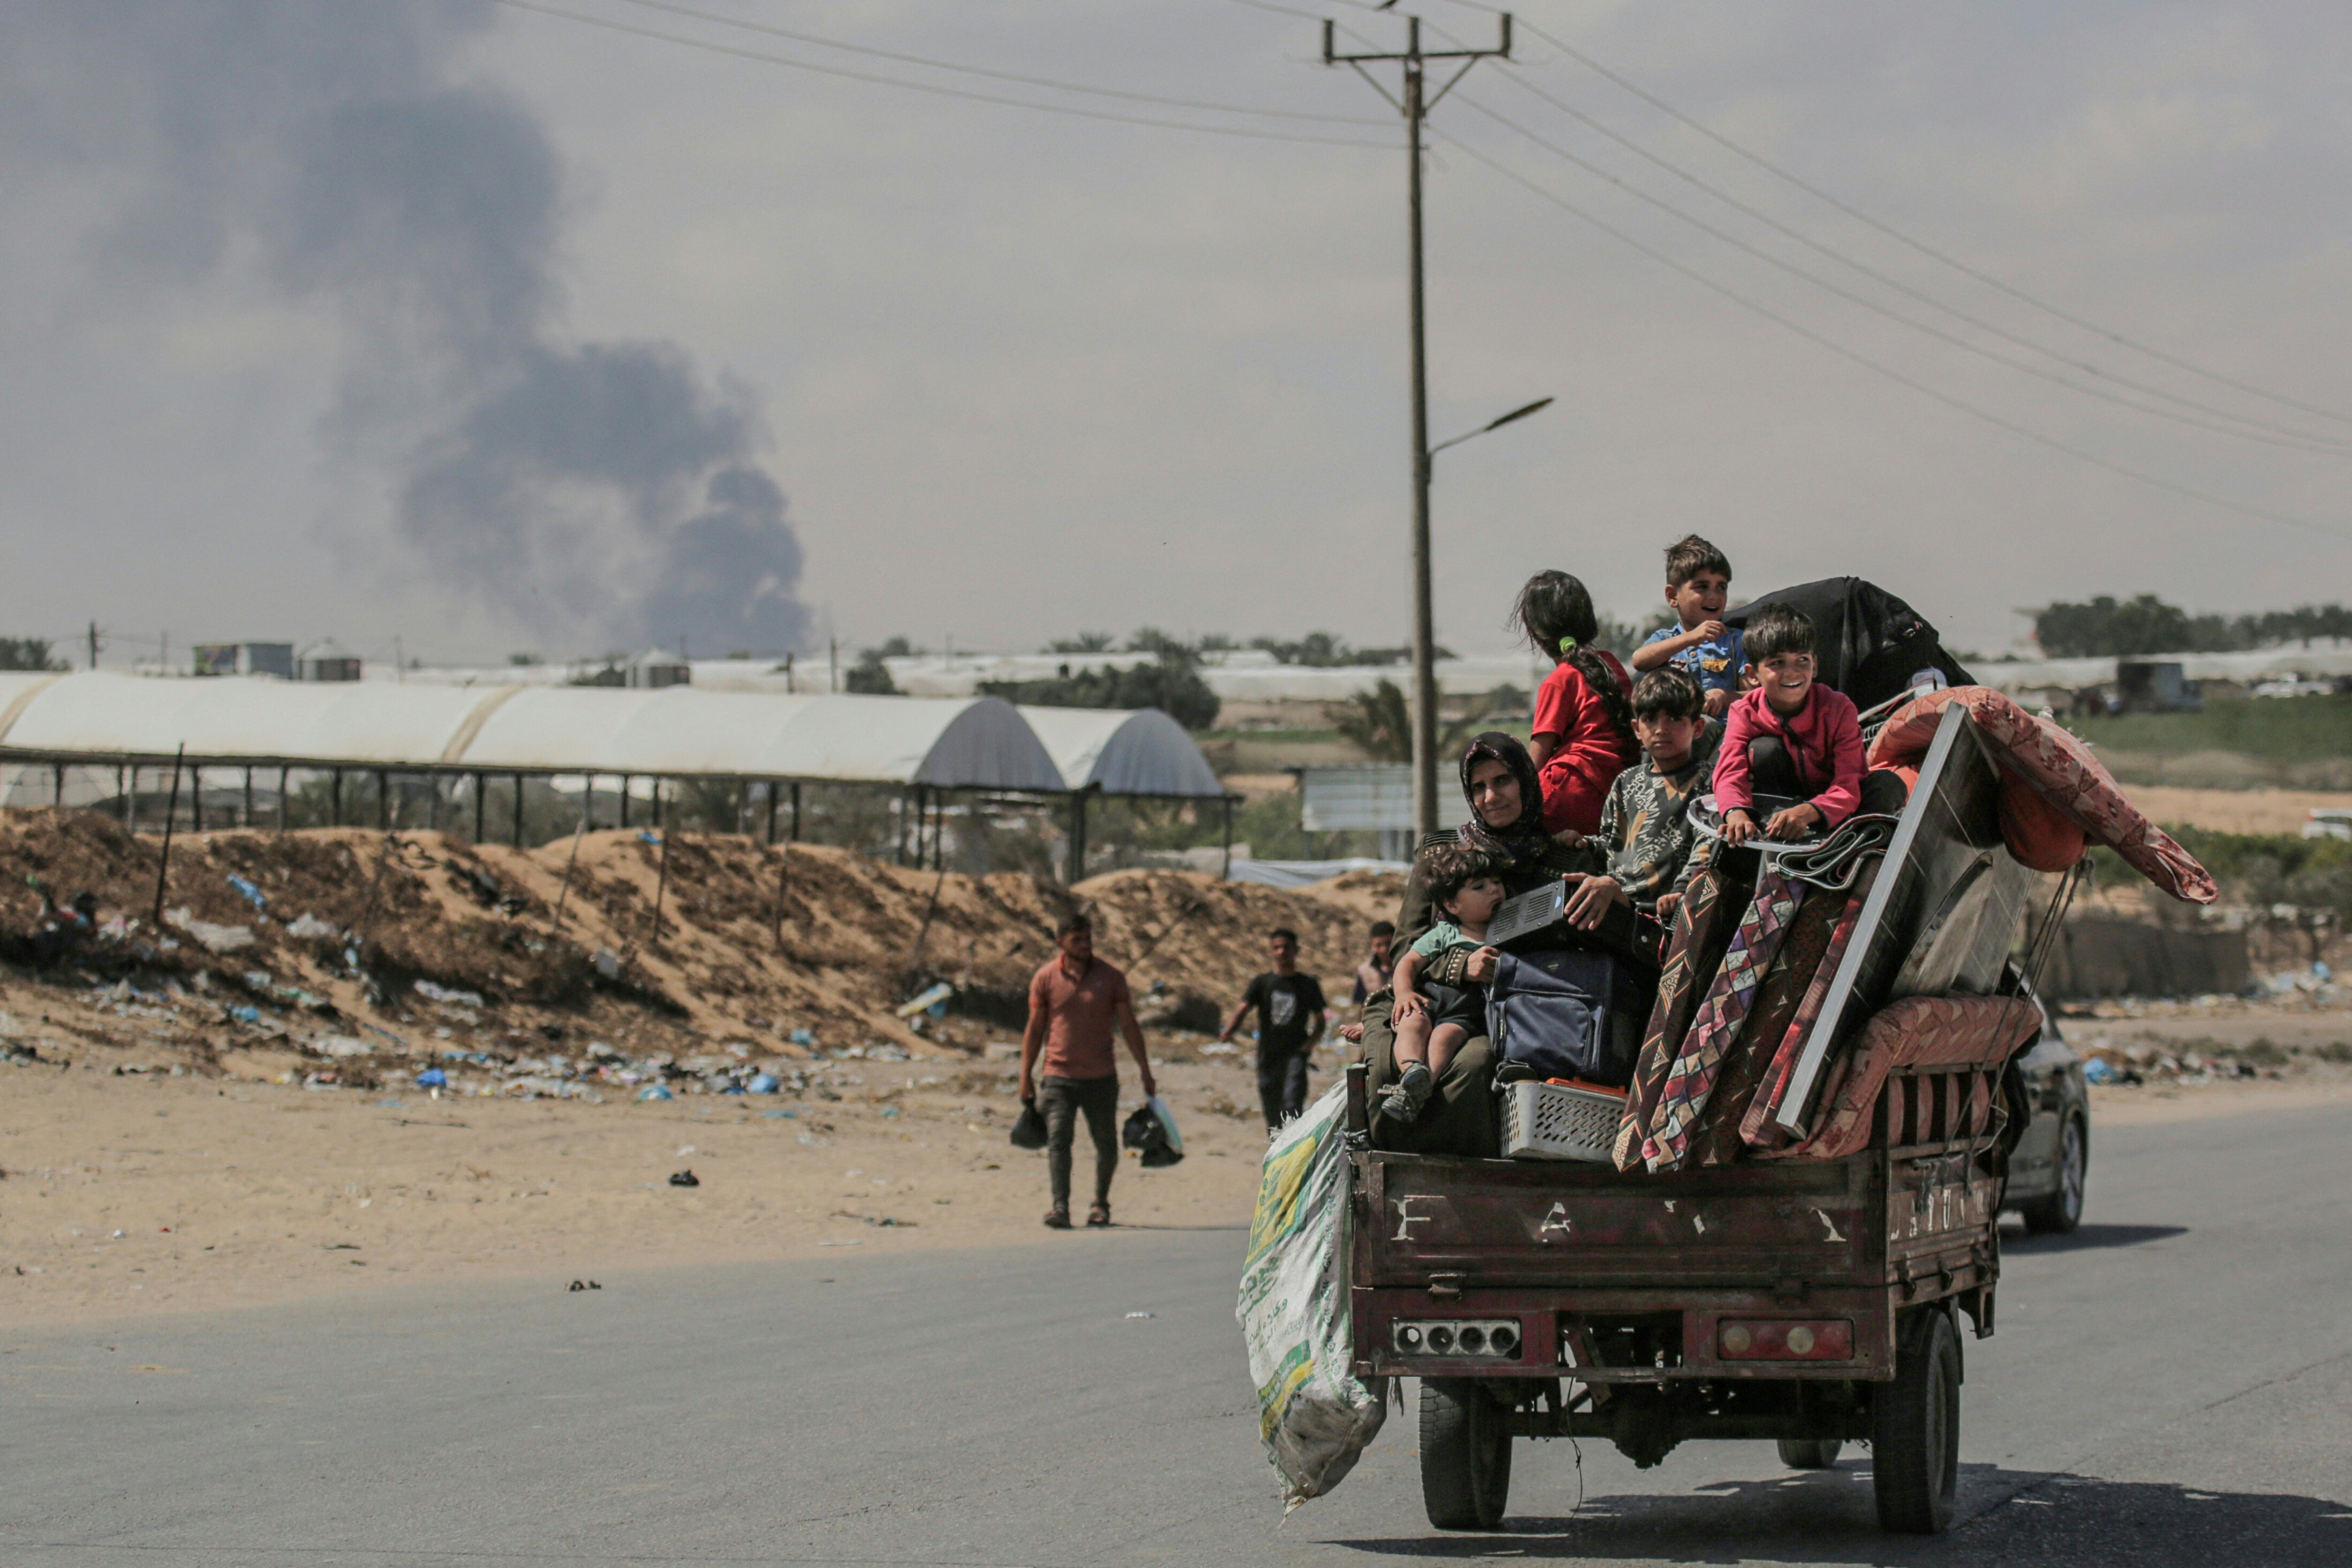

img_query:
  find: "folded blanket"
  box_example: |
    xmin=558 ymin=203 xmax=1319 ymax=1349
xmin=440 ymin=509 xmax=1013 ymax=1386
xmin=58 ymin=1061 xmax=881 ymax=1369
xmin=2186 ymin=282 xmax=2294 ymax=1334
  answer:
xmin=1641 ymin=870 xmax=1806 ymax=1173
xmin=1740 ymin=860 xmax=1880 ymax=1150
xmin=1868 ymin=686 xmax=2215 ymax=903
xmin=1613 ymin=867 xmax=1733 ymax=1170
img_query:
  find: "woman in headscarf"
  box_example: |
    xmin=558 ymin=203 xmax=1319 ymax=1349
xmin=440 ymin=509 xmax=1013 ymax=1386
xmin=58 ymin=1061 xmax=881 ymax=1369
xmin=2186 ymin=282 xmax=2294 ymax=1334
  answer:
xmin=1361 ymin=732 xmax=1598 ymax=1156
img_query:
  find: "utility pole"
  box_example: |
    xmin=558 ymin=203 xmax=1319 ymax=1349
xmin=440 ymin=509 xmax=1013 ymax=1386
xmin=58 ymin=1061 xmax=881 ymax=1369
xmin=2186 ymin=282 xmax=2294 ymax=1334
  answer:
xmin=87 ymin=620 xmax=100 ymax=671
xmin=1325 ymin=13 xmax=1512 ymax=838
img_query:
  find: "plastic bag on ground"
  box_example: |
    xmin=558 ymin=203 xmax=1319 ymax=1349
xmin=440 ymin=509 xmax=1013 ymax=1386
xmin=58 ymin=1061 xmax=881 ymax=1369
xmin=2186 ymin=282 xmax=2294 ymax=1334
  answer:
xmin=1121 ymin=1099 xmax=1182 ymax=1167
xmin=1237 ymin=1083 xmax=1385 ymax=1507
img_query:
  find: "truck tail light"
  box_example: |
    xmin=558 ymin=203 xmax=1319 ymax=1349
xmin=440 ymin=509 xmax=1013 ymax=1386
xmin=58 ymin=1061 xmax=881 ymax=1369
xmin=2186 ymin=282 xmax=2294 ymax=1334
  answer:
xmin=1717 ymin=1319 xmax=1854 ymax=1361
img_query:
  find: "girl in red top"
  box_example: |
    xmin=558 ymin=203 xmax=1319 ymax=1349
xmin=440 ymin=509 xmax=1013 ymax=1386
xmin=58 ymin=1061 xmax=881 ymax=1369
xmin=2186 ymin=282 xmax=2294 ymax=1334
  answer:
xmin=1516 ymin=570 xmax=1639 ymax=840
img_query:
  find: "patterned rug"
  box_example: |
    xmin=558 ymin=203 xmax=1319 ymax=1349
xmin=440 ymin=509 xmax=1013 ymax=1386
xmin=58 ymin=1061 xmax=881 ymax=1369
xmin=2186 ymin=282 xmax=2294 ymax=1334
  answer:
xmin=1611 ymin=867 xmax=1733 ymax=1171
xmin=1740 ymin=859 xmax=1881 ymax=1151
xmin=1640 ymin=870 xmax=1805 ymax=1173
xmin=1687 ymin=883 xmax=1846 ymax=1167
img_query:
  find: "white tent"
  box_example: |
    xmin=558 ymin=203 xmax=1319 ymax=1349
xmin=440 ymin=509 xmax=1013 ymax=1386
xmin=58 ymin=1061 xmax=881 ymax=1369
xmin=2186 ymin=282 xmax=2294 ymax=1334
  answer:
xmin=0 ymin=673 xmax=1063 ymax=791
xmin=1017 ymin=706 xmax=1224 ymax=797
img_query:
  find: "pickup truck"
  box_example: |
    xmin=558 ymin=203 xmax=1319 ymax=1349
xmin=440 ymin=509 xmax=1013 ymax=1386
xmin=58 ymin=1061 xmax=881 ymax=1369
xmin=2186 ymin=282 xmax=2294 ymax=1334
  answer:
xmin=1342 ymin=701 xmax=2089 ymax=1536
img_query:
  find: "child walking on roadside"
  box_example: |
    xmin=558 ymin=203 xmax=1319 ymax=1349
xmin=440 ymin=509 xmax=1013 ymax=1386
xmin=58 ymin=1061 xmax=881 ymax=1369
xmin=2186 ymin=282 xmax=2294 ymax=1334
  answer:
xmin=1516 ymin=570 xmax=1639 ymax=841
xmin=1715 ymin=604 xmax=1865 ymax=846
xmin=1630 ymin=534 xmax=1743 ymax=718
xmin=1376 ymin=845 xmax=1504 ymax=1128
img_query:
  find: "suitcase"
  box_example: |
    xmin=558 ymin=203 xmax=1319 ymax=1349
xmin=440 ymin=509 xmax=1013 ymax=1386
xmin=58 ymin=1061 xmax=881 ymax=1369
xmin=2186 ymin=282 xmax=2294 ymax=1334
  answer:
xmin=1486 ymin=947 xmax=1648 ymax=1088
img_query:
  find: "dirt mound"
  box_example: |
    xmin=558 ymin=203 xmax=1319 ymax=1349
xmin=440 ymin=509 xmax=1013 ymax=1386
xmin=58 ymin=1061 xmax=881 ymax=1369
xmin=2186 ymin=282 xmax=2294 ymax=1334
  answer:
xmin=0 ymin=810 xmax=1393 ymax=1069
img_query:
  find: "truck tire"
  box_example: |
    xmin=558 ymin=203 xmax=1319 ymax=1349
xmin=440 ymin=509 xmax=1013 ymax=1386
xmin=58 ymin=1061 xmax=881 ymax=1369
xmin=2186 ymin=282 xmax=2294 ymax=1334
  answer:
xmin=1777 ymin=1437 xmax=1842 ymax=1469
xmin=2019 ymin=1115 xmax=2086 ymax=1235
xmin=1419 ymin=1378 xmax=1511 ymax=1530
xmin=1872 ymin=1308 xmax=1960 ymax=1534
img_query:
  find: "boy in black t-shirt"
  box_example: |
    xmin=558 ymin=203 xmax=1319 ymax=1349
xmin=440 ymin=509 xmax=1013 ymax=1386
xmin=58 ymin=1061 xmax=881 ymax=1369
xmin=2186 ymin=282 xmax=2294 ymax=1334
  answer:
xmin=1219 ymin=927 xmax=1329 ymax=1130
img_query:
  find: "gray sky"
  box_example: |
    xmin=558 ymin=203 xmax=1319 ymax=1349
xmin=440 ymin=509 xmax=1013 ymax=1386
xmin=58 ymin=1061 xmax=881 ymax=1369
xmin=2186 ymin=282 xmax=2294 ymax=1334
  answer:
xmin=4 ymin=1 xmax=2348 ymax=667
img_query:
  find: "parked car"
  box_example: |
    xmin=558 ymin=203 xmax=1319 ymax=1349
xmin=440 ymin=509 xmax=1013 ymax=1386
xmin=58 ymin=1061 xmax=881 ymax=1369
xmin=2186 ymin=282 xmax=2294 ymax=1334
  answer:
xmin=2002 ymin=1006 xmax=2089 ymax=1235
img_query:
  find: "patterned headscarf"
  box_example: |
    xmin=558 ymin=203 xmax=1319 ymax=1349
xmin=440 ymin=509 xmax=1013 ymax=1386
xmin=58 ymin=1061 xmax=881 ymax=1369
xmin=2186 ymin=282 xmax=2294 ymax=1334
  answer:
xmin=1456 ymin=731 xmax=1551 ymax=874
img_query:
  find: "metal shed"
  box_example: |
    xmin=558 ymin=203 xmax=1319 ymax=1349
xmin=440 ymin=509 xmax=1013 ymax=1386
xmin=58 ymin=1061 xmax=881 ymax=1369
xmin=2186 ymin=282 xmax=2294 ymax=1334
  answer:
xmin=1017 ymin=706 xmax=1234 ymax=881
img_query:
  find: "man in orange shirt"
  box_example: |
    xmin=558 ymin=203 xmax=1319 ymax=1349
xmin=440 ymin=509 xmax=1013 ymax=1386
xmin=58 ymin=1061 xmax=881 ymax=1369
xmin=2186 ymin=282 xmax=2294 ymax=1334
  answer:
xmin=1019 ymin=912 xmax=1158 ymax=1230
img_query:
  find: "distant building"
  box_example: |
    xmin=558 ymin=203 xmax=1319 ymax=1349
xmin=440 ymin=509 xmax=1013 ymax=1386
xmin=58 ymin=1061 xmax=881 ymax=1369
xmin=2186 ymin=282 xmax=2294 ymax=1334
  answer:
xmin=627 ymin=648 xmax=691 ymax=689
xmin=2115 ymin=659 xmax=2201 ymax=712
xmin=194 ymin=642 xmax=295 ymax=679
xmin=297 ymin=638 xmax=364 ymax=683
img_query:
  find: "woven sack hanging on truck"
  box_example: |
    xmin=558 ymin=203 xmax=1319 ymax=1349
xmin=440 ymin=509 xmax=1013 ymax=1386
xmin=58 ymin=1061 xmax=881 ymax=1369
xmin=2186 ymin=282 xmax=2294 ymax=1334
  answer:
xmin=1236 ymin=1084 xmax=1385 ymax=1507
xmin=1485 ymin=947 xmax=1647 ymax=1088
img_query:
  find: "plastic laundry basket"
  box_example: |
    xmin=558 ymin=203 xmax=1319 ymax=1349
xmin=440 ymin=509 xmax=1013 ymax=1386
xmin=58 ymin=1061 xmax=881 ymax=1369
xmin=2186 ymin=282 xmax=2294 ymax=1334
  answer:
xmin=1501 ymin=1079 xmax=1627 ymax=1162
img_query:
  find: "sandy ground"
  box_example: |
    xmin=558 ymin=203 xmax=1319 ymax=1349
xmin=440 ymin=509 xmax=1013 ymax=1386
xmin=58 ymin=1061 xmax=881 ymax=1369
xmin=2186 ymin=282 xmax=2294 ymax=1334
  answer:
xmin=2119 ymin=783 xmax=2352 ymax=834
xmin=8 ymin=1015 xmax=2344 ymax=1333
xmin=0 ymin=1046 xmax=1276 ymax=1331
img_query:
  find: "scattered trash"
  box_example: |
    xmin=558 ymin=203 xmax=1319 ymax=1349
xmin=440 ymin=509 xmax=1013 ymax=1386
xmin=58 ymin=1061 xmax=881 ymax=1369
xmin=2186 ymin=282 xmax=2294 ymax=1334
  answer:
xmin=894 ymin=981 xmax=955 ymax=1019
xmin=880 ymin=1105 xmax=902 ymax=1119
xmin=227 ymin=1005 xmax=262 ymax=1026
xmin=316 ymin=1035 xmax=372 ymax=1058
xmin=637 ymin=1084 xmax=673 ymax=1102
xmin=415 ymin=979 xmax=485 ymax=1008
xmin=373 ymin=1098 xmax=404 ymax=1108
xmin=796 ymin=1132 xmax=831 ymax=1147
xmin=226 ymin=874 xmax=270 ymax=910
xmin=285 ymin=913 xmax=337 ymax=940
xmin=568 ymin=1279 xmax=603 ymax=1292
xmin=2084 ymin=1058 xmax=2114 ymax=1085
xmin=787 ymin=1027 xmax=817 ymax=1047
xmin=594 ymin=948 xmax=622 ymax=979
xmin=165 ymin=908 xmax=255 ymax=954
xmin=762 ymin=1108 xmax=799 ymax=1119
xmin=746 ymin=1072 xmax=780 ymax=1094
xmin=1126 ymin=1311 xmax=1156 ymax=1319
xmin=668 ymin=1169 xmax=700 ymax=1187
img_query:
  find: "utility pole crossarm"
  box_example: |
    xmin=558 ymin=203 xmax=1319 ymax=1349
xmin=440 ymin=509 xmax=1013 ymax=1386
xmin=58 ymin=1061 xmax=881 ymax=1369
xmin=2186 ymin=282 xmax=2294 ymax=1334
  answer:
xmin=1321 ymin=12 xmax=1514 ymax=840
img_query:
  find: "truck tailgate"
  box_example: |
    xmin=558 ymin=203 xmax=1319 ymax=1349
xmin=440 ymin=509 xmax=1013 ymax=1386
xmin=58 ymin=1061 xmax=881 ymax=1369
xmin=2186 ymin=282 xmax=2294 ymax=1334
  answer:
xmin=1355 ymin=1151 xmax=1878 ymax=1291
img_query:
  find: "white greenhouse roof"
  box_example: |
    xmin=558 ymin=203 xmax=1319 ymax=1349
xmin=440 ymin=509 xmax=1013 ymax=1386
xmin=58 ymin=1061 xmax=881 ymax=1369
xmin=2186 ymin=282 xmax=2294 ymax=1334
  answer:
xmin=1018 ymin=706 xmax=1225 ymax=797
xmin=0 ymin=673 xmax=1066 ymax=791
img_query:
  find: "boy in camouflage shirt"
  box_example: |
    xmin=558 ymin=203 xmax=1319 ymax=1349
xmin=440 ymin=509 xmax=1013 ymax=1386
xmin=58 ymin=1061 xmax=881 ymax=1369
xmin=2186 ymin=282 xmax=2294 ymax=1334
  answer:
xmin=1562 ymin=667 xmax=1722 ymax=930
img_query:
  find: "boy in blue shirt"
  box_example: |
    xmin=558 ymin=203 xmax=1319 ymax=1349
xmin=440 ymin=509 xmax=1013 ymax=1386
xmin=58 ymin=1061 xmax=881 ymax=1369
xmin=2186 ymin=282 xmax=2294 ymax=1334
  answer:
xmin=1630 ymin=534 xmax=1741 ymax=718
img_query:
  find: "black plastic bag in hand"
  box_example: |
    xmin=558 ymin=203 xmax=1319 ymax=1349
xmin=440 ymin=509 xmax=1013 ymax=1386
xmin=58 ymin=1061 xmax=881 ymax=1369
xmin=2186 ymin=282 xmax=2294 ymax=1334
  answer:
xmin=1010 ymin=1100 xmax=1048 ymax=1151
xmin=1122 ymin=1102 xmax=1182 ymax=1168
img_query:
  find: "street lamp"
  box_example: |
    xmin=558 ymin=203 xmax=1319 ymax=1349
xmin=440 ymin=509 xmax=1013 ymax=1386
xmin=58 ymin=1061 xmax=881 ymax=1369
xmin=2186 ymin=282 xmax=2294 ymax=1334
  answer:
xmin=1429 ymin=396 xmax=1554 ymax=459
xmin=1409 ymin=394 xmax=1554 ymax=836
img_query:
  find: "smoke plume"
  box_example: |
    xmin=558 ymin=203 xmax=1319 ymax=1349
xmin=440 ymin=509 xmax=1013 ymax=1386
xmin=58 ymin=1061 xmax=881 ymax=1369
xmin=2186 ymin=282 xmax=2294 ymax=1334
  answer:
xmin=1 ymin=1 xmax=810 ymax=656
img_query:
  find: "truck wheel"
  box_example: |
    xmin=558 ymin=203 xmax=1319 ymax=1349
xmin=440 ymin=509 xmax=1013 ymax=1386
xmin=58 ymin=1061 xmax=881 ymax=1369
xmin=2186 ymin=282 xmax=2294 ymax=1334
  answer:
xmin=1872 ymin=1309 xmax=1960 ymax=1534
xmin=2019 ymin=1115 xmax=2086 ymax=1235
xmin=1777 ymin=1437 xmax=1842 ymax=1469
xmin=1419 ymin=1379 xmax=1511 ymax=1530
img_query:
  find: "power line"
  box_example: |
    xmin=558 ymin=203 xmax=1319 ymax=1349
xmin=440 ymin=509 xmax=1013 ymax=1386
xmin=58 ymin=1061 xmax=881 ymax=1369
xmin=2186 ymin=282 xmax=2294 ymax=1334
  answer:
xmin=613 ymin=0 xmax=1389 ymax=125
xmin=1432 ymin=128 xmax=2349 ymax=541
xmin=1456 ymin=56 xmax=2352 ymax=453
xmin=1450 ymin=93 xmax=2352 ymax=457
xmin=487 ymin=0 xmax=1393 ymax=149
xmin=1488 ymin=6 xmax=2352 ymax=430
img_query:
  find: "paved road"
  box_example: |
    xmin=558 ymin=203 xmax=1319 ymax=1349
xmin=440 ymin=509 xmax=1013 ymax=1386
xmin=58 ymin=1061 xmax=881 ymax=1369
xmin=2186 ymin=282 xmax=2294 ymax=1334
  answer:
xmin=4 ymin=1102 xmax=2348 ymax=1566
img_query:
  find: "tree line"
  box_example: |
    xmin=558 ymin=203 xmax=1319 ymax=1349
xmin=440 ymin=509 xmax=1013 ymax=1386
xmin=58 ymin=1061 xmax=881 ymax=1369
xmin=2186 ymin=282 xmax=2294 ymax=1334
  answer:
xmin=2035 ymin=597 xmax=2352 ymax=659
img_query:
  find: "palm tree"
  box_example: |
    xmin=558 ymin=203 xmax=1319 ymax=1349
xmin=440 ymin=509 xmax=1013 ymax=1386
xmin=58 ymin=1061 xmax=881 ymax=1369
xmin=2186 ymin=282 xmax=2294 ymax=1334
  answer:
xmin=1337 ymin=680 xmax=1521 ymax=763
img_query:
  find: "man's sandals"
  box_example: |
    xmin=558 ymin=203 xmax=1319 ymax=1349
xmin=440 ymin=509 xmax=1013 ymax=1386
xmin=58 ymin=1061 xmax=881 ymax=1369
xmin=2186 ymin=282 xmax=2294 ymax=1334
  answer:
xmin=1043 ymin=1207 xmax=1072 ymax=1230
xmin=1086 ymin=1203 xmax=1111 ymax=1229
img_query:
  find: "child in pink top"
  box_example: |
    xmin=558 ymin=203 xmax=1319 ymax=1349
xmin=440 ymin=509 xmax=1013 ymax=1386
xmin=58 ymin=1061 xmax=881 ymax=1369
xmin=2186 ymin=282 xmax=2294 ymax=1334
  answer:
xmin=1715 ymin=603 xmax=1864 ymax=845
